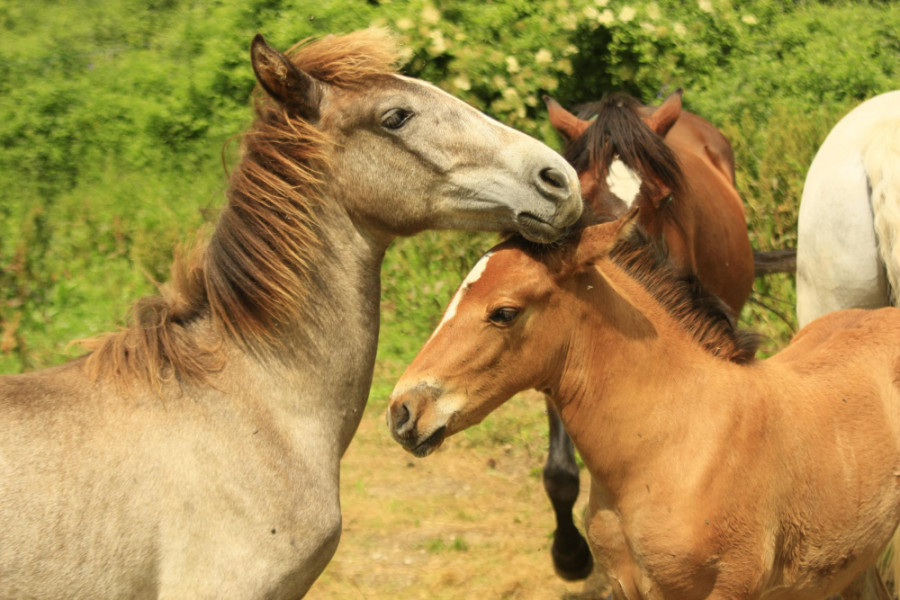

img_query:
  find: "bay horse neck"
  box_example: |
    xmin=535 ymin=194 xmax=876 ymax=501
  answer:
xmin=561 ymin=93 xmax=753 ymax=314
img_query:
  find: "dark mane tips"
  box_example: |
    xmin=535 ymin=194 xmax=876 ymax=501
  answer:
xmin=564 ymin=93 xmax=685 ymax=200
xmin=609 ymin=227 xmax=760 ymax=364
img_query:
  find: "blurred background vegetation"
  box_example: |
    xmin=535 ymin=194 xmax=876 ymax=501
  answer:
xmin=1 ymin=0 xmax=898 ymax=394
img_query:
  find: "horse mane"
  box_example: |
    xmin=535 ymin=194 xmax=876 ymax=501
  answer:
xmin=79 ymin=29 xmax=402 ymax=389
xmin=609 ymin=226 xmax=760 ymax=364
xmin=564 ymin=93 xmax=685 ymax=200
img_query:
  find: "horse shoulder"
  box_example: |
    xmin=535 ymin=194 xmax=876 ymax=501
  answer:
xmin=0 ymin=359 xmax=342 ymax=598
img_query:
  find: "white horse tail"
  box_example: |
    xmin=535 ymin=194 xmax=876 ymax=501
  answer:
xmin=865 ymin=117 xmax=900 ymax=304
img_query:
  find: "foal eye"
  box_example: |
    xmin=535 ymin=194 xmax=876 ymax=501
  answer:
xmin=488 ymin=307 xmax=520 ymax=326
xmin=382 ymin=108 xmax=414 ymax=130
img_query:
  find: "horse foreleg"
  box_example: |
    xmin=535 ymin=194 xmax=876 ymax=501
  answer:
xmin=542 ymin=397 xmax=593 ymax=580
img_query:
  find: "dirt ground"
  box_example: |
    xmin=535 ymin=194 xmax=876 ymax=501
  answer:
xmin=306 ymin=391 xmax=610 ymax=600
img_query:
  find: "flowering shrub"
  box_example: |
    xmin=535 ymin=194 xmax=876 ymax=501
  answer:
xmin=1 ymin=0 xmax=898 ymax=370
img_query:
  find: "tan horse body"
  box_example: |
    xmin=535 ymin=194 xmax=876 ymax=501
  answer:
xmin=0 ymin=31 xmax=581 ymax=599
xmin=388 ymin=218 xmax=900 ymax=600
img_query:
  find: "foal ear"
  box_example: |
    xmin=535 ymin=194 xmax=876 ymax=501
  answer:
xmin=251 ymin=34 xmax=323 ymax=121
xmin=574 ymin=208 xmax=640 ymax=268
xmin=644 ymin=89 xmax=683 ymax=137
xmin=544 ymin=96 xmax=591 ymax=142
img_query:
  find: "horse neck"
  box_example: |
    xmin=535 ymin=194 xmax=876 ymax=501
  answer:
xmin=229 ymin=199 xmax=390 ymax=459
xmin=551 ymin=261 xmax=742 ymax=493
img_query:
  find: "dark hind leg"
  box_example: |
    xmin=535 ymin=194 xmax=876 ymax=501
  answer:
xmin=542 ymin=397 xmax=593 ymax=580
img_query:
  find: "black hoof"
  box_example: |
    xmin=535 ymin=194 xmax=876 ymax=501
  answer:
xmin=551 ymin=532 xmax=593 ymax=581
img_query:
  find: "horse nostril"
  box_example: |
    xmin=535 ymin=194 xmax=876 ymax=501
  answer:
xmin=390 ymin=402 xmax=411 ymax=429
xmin=539 ymin=167 xmax=567 ymax=190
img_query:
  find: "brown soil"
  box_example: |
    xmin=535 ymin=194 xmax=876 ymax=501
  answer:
xmin=306 ymin=391 xmax=610 ymax=599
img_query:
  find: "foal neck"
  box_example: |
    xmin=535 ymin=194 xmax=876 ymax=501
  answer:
xmin=551 ymin=244 xmax=754 ymax=487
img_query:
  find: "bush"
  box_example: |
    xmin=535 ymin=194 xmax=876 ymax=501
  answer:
xmin=1 ymin=0 xmax=898 ymax=374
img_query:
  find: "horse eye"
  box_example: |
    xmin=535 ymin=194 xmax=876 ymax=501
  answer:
xmin=382 ymin=108 xmax=414 ymax=130
xmin=488 ymin=307 xmax=520 ymax=325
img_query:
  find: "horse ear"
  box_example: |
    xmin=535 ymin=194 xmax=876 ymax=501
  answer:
xmin=645 ymin=89 xmax=683 ymax=137
xmin=544 ymin=96 xmax=591 ymax=142
xmin=251 ymin=34 xmax=323 ymax=121
xmin=574 ymin=208 xmax=640 ymax=268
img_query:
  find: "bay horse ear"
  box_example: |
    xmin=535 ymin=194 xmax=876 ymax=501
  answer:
xmin=574 ymin=208 xmax=640 ymax=268
xmin=251 ymin=34 xmax=323 ymax=121
xmin=644 ymin=89 xmax=683 ymax=137
xmin=544 ymin=95 xmax=591 ymax=142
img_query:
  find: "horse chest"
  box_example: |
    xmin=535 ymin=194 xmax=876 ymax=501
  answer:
xmin=586 ymin=494 xmax=732 ymax=600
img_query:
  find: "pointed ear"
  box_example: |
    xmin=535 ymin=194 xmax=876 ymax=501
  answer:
xmin=250 ymin=34 xmax=323 ymax=121
xmin=544 ymin=95 xmax=591 ymax=142
xmin=644 ymin=89 xmax=683 ymax=137
xmin=574 ymin=208 xmax=640 ymax=268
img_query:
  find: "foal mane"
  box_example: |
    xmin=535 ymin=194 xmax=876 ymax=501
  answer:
xmin=80 ymin=29 xmax=402 ymax=389
xmin=608 ymin=227 xmax=759 ymax=363
xmin=564 ymin=93 xmax=685 ymax=200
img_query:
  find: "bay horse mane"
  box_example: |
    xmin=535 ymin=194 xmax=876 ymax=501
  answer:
xmin=516 ymin=222 xmax=759 ymax=364
xmin=79 ymin=29 xmax=402 ymax=389
xmin=564 ymin=93 xmax=685 ymax=200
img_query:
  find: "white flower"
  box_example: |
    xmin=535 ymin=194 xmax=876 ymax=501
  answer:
xmin=698 ymin=0 xmax=713 ymax=13
xmin=535 ymin=49 xmax=553 ymax=65
xmin=422 ymin=4 xmax=441 ymax=24
xmin=429 ymin=30 xmax=446 ymax=54
xmin=505 ymin=56 xmax=520 ymax=73
xmin=597 ymin=9 xmax=614 ymax=25
xmin=742 ymin=14 xmax=758 ymax=25
xmin=619 ymin=6 xmax=636 ymax=22
xmin=452 ymin=75 xmax=471 ymax=91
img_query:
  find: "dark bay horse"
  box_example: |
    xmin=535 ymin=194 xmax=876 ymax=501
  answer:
xmin=539 ymin=91 xmax=755 ymax=580
xmin=0 ymin=30 xmax=581 ymax=598
xmin=389 ymin=215 xmax=900 ymax=600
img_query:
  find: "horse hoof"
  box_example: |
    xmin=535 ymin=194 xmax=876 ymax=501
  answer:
xmin=551 ymin=535 xmax=594 ymax=581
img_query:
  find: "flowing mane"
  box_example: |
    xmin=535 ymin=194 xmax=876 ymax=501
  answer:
xmin=80 ymin=29 xmax=402 ymax=388
xmin=609 ymin=227 xmax=759 ymax=363
xmin=564 ymin=93 xmax=685 ymax=200
xmin=510 ymin=222 xmax=758 ymax=364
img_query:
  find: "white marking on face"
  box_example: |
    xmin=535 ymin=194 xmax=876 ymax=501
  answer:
xmin=606 ymin=158 xmax=643 ymax=207
xmin=426 ymin=251 xmax=494 ymax=344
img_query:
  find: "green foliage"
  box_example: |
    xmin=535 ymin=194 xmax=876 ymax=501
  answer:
xmin=1 ymin=0 xmax=899 ymax=381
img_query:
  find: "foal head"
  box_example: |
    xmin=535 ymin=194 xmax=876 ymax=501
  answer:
xmin=387 ymin=212 xmax=759 ymax=457
xmin=386 ymin=217 xmax=634 ymax=457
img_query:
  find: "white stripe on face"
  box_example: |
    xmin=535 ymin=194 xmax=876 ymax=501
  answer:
xmin=606 ymin=158 xmax=643 ymax=207
xmin=426 ymin=251 xmax=494 ymax=343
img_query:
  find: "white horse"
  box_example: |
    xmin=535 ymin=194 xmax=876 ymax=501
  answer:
xmin=796 ymin=90 xmax=900 ymax=327
xmin=0 ymin=31 xmax=580 ymax=599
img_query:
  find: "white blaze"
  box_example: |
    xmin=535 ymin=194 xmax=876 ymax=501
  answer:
xmin=607 ymin=158 xmax=643 ymax=207
xmin=426 ymin=251 xmax=494 ymax=344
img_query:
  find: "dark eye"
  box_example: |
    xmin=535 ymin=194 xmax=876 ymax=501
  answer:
xmin=488 ymin=307 xmax=520 ymax=326
xmin=382 ymin=108 xmax=414 ymax=130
